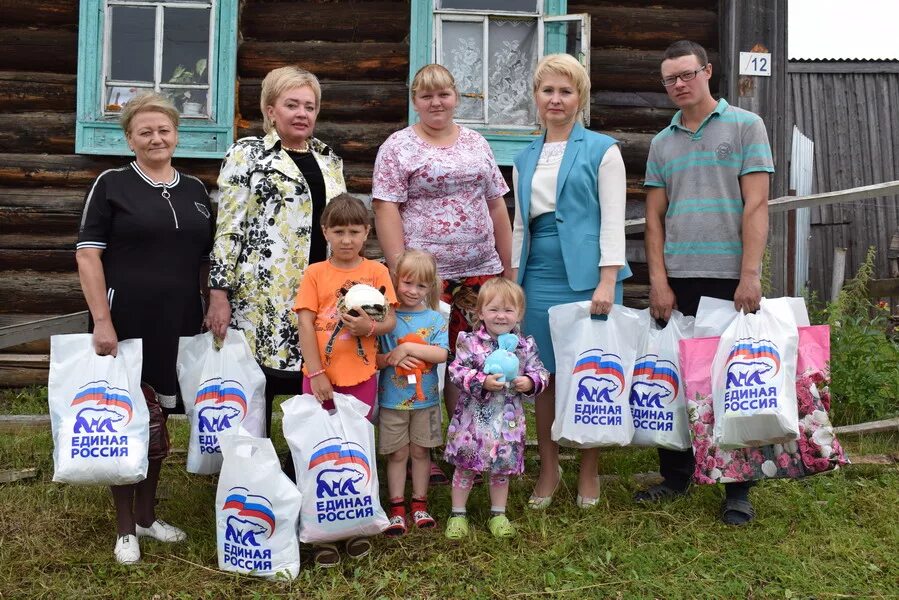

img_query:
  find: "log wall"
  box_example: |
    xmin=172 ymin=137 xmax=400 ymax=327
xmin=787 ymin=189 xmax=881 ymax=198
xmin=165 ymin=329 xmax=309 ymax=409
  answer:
xmin=0 ymin=0 xmax=720 ymax=384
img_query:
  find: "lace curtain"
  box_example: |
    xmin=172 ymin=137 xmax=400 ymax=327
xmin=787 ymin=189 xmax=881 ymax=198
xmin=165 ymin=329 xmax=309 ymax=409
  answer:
xmin=442 ymin=21 xmax=484 ymax=121
xmin=441 ymin=18 xmax=537 ymax=126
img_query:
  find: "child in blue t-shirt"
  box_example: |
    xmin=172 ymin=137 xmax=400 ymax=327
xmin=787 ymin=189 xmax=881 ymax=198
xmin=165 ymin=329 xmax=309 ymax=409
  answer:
xmin=376 ymin=250 xmax=449 ymax=536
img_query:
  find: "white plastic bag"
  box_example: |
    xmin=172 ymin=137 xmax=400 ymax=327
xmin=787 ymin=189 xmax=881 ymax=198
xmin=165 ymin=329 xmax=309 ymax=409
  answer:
xmin=711 ymin=297 xmax=800 ymax=448
xmin=629 ymin=311 xmax=694 ymax=450
xmin=550 ymin=302 xmax=649 ymax=448
xmin=282 ymin=393 xmax=388 ymax=543
xmin=216 ymin=430 xmax=302 ymax=579
xmin=177 ymin=329 xmax=266 ymax=474
xmin=48 ymin=334 xmax=149 ymax=485
xmin=695 ymin=297 xmax=740 ymax=338
xmin=695 ymin=296 xmax=810 ymax=338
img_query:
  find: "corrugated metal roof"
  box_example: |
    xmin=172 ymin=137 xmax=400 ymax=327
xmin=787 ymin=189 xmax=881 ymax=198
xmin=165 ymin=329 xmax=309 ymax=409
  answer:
xmin=791 ymin=57 xmax=899 ymax=62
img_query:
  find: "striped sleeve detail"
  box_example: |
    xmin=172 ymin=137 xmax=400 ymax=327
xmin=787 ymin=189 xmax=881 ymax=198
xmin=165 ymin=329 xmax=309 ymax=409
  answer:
xmin=740 ymin=166 xmax=775 ymax=175
xmin=76 ymin=241 xmax=108 ymax=250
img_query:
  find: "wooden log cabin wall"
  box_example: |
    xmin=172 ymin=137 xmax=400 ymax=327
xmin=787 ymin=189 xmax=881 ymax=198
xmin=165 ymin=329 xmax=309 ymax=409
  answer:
xmin=0 ymin=0 xmax=720 ymax=385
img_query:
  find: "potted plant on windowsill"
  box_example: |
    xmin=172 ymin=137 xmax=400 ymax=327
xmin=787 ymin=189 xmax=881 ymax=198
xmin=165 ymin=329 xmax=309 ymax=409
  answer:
xmin=167 ymin=59 xmax=207 ymax=116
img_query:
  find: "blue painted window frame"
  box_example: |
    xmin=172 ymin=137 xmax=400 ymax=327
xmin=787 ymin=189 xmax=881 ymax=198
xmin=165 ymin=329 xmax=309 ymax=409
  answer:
xmin=76 ymin=0 xmax=238 ymax=159
xmin=409 ymin=0 xmax=567 ymax=165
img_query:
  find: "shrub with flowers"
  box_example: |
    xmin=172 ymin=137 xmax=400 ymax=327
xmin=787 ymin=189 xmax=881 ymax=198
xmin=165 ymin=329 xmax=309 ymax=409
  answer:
xmin=815 ymin=247 xmax=899 ymax=425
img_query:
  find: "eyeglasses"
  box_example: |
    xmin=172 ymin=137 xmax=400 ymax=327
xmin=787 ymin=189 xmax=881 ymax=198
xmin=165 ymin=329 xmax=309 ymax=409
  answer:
xmin=660 ymin=66 xmax=708 ymax=87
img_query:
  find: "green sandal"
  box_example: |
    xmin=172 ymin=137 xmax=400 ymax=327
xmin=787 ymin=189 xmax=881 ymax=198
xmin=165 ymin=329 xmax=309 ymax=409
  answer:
xmin=488 ymin=514 xmax=515 ymax=538
xmin=444 ymin=515 xmax=469 ymax=540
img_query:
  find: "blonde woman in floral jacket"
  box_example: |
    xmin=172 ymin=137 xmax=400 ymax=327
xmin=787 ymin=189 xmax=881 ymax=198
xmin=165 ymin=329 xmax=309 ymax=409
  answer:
xmin=206 ymin=66 xmax=346 ymax=436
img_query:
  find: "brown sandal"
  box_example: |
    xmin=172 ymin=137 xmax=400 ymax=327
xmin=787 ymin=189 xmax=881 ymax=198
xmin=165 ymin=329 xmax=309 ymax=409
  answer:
xmin=313 ymin=543 xmax=341 ymax=568
xmin=344 ymin=536 xmax=372 ymax=559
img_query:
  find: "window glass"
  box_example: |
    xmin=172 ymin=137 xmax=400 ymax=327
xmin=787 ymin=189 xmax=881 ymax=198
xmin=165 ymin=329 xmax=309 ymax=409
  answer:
xmin=439 ymin=0 xmax=537 ymax=12
xmin=105 ymin=85 xmax=148 ymax=113
xmin=109 ymin=6 xmax=155 ymax=82
xmin=487 ymin=18 xmax=536 ymax=125
xmin=161 ymin=7 xmax=211 ymax=85
xmin=545 ymin=19 xmax=585 ymax=57
xmin=161 ymin=6 xmax=212 ymax=116
xmin=440 ymin=20 xmax=484 ymax=121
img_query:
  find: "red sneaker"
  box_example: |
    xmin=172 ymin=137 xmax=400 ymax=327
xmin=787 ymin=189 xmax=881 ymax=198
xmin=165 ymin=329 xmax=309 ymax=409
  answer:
xmin=411 ymin=497 xmax=436 ymax=529
xmin=385 ymin=499 xmax=407 ymax=537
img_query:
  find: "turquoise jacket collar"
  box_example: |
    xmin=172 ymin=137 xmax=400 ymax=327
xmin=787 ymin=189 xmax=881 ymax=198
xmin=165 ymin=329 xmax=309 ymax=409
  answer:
xmin=516 ymin=121 xmax=588 ymax=210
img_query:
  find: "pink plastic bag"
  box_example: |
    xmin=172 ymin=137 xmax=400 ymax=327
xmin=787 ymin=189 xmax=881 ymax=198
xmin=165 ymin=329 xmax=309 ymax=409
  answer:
xmin=679 ymin=325 xmax=848 ymax=484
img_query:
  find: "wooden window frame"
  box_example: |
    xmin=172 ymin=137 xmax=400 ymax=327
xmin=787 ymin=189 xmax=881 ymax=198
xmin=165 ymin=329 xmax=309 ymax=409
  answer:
xmin=76 ymin=0 xmax=238 ymax=158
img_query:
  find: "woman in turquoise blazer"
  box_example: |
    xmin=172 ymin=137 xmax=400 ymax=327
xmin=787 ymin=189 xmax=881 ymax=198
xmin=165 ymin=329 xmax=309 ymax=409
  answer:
xmin=511 ymin=54 xmax=631 ymax=510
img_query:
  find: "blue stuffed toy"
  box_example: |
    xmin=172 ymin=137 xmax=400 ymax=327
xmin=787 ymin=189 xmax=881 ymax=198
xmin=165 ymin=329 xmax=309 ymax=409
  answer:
xmin=483 ymin=333 xmax=520 ymax=383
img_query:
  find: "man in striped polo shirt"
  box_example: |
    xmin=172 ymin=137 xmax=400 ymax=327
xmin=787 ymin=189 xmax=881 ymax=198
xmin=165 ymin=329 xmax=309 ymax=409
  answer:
xmin=637 ymin=40 xmax=774 ymax=525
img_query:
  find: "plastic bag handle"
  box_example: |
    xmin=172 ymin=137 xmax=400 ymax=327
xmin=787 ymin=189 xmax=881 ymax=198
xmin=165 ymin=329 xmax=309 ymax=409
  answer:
xmin=220 ymin=432 xmax=277 ymax=464
xmin=332 ymin=392 xmax=372 ymax=420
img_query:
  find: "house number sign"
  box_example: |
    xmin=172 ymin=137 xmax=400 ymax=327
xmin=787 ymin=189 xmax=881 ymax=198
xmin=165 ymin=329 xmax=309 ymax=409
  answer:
xmin=739 ymin=52 xmax=772 ymax=76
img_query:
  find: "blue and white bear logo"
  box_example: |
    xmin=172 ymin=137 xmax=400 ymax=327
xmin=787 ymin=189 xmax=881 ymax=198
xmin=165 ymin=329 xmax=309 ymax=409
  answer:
xmin=198 ymin=405 xmax=242 ymax=432
xmin=222 ymin=487 xmax=276 ymax=547
xmin=577 ymin=376 xmax=620 ymax=403
xmin=70 ymin=381 xmax=133 ymax=434
xmin=724 ymin=339 xmax=781 ymax=390
xmin=316 ymin=467 xmax=366 ymax=498
xmin=308 ymin=437 xmax=372 ymax=500
xmin=630 ymin=381 xmax=672 ymax=408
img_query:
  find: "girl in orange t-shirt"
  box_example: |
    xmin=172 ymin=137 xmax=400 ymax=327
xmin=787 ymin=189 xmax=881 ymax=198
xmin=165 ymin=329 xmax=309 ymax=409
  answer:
xmin=294 ymin=194 xmax=397 ymax=419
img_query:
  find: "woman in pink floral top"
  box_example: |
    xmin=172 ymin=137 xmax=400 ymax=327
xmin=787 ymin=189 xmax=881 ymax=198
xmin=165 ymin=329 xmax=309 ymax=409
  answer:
xmin=373 ymin=64 xmax=513 ymax=455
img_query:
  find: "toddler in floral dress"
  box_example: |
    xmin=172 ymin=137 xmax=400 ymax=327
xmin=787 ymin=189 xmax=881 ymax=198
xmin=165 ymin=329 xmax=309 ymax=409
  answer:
xmin=444 ymin=278 xmax=549 ymax=539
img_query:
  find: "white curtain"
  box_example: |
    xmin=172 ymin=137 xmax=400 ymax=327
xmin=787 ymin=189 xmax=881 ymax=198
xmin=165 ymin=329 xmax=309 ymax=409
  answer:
xmin=487 ymin=19 xmax=536 ymax=126
xmin=441 ymin=21 xmax=484 ymax=121
xmin=441 ymin=18 xmax=537 ymax=126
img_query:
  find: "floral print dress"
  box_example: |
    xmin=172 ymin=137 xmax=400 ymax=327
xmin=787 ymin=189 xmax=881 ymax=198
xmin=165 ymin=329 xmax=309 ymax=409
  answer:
xmin=444 ymin=325 xmax=549 ymax=475
xmin=209 ymin=131 xmax=346 ymax=370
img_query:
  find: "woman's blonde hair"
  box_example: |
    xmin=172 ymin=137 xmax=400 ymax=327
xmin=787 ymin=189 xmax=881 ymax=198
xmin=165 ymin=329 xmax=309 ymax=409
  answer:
xmin=394 ymin=250 xmax=441 ymax=310
xmin=533 ymin=54 xmax=591 ymax=123
xmin=260 ymin=66 xmax=322 ymax=133
xmin=120 ymin=92 xmax=179 ymax=134
xmin=410 ymin=64 xmax=458 ymax=100
xmin=476 ymin=278 xmax=526 ymax=318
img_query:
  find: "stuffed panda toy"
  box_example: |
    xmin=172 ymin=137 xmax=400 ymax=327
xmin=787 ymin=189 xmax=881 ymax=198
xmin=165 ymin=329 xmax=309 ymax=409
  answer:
xmin=324 ymin=283 xmax=388 ymax=365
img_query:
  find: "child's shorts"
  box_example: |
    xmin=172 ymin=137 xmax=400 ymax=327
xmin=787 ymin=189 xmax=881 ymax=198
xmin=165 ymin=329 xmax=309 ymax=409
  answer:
xmin=378 ymin=405 xmax=443 ymax=455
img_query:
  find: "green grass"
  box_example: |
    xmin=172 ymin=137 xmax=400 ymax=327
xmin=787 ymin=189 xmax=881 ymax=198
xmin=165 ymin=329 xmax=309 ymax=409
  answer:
xmin=2 ymin=404 xmax=897 ymax=599
xmin=0 ymin=385 xmax=50 ymax=415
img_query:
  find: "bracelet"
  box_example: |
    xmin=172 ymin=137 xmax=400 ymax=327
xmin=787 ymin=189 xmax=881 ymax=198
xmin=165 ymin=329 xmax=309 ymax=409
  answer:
xmin=367 ymin=320 xmax=376 ymax=337
xmin=307 ymin=368 xmax=326 ymax=379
